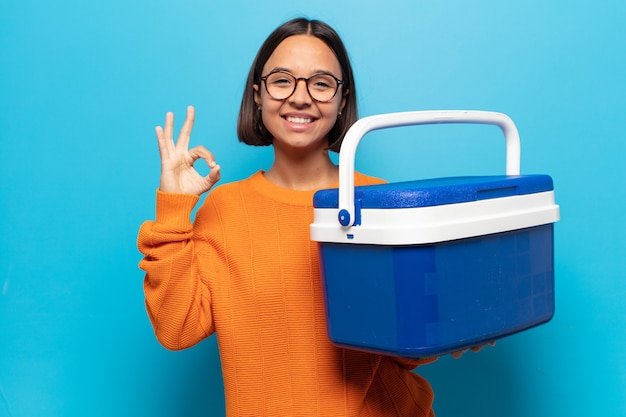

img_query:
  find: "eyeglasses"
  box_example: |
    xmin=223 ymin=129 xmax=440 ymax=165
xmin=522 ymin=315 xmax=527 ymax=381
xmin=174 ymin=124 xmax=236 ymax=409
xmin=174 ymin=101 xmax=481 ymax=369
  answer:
xmin=259 ymin=70 xmax=344 ymax=103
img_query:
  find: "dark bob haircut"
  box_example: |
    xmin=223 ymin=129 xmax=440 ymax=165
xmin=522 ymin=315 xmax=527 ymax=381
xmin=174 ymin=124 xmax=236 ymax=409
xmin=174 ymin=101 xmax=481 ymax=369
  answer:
xmin=237 ymin=18 xmax=357 ymax=153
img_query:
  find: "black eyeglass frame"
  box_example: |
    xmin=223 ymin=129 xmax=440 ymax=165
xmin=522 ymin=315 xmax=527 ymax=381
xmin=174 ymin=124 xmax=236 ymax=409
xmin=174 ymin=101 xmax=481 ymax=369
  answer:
xmin=259 ymin=70 xmax=345 ymax=103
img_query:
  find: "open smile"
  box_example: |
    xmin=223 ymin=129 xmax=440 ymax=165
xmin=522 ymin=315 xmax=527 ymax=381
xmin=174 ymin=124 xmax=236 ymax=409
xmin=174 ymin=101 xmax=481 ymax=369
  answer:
xmin=284 ymin=116 xmax=315 ymax=124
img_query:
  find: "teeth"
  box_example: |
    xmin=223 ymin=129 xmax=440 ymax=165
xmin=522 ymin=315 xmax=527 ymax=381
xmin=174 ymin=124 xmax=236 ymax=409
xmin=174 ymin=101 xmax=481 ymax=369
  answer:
xmin=286 ymin=116 xmax=312 ymax=124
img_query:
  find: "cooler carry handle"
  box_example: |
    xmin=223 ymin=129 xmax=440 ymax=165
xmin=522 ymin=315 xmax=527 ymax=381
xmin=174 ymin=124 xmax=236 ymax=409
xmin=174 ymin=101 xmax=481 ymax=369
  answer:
xmin=337 ymin=110 xmax=521 ymax=227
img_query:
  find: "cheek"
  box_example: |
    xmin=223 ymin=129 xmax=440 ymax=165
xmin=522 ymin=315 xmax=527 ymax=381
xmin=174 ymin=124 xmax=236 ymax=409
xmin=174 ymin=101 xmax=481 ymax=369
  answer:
xmin=321 ymin=101 xmax=343 ymax=119
xmin=255 ymin=88 xmax=280 ymax=113
xmin=259 ymin=100 xmax=285 ymax=132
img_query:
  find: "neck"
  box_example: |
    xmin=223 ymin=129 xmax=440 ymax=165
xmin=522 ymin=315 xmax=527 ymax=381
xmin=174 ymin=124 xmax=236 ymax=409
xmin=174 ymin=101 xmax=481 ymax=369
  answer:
xmin=265 ymin=147 xmax=338 ymax=191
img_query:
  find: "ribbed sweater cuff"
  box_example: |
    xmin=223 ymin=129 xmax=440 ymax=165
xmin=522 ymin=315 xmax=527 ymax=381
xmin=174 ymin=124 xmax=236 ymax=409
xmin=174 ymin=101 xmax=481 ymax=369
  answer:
xmin=155 ymin=189 xmax=200 ymax=229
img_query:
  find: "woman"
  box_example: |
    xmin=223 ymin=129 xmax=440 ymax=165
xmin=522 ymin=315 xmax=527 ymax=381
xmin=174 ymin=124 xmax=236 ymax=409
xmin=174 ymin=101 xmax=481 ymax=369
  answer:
xmin=138 ymin=18 xmax=436 ymax=416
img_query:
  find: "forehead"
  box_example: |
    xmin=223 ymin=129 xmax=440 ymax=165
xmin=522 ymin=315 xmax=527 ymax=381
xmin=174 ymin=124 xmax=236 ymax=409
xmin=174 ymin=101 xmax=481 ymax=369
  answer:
xmin=263 ymin=34 xmax=341 ymax=76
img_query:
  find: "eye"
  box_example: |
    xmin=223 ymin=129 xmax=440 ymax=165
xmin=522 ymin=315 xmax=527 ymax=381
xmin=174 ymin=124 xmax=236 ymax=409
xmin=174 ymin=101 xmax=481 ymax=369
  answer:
xmin=272 ymin=78 xmax=292 ymax=85
xmin=310 ymin=75 xmax=335 ymax=90
xmin=267 ymin=72 xmax=294 ymax=88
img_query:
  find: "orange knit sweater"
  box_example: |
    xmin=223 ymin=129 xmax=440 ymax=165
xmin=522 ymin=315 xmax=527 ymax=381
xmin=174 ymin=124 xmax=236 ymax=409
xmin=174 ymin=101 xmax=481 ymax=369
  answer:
xmin=138 ymin=171 xmax=436 ymax=416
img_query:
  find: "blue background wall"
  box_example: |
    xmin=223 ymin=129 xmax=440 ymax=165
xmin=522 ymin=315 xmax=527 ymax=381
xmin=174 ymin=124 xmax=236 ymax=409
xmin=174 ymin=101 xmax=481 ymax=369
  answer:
xmin=1 ymin=0 xmax=624 ymax=416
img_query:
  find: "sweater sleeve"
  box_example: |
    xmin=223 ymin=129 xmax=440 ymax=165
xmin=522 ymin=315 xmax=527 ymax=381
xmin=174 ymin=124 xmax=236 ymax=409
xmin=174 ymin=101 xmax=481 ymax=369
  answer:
xmin=137 ymin=189 xmax=215 ymax=350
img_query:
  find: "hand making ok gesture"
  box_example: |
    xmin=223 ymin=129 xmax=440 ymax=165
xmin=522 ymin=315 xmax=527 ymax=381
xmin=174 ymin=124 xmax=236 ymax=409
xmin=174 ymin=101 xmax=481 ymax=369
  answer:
xmin=155 ymin=105 xmax=221 ymax=195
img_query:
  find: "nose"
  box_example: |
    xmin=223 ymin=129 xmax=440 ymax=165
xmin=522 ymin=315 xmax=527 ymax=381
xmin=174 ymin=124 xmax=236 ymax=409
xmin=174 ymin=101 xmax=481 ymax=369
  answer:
xmin=288 ymin=78 xmax=312 ymax=105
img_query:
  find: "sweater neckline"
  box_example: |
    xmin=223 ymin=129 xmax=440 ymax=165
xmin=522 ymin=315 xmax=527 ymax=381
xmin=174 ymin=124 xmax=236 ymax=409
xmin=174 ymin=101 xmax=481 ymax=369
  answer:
xmin=248 ymin=171 xmax=338 ymax=207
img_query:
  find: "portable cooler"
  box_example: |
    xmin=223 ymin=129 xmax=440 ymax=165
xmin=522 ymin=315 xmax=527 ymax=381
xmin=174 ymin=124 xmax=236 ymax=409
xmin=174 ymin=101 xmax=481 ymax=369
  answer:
xmin=310 ymin=110 xmax=560 ymax=358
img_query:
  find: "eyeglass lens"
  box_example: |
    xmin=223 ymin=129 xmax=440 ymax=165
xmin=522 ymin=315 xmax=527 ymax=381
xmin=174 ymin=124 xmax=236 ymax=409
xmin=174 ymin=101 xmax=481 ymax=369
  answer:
xmin=264 ymin=72 xmax=340 ymax=102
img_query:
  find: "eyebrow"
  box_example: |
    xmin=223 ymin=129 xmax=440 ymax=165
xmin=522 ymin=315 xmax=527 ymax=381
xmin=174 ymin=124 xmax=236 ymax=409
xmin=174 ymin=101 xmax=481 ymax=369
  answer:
xmin=266 ymin=67 xmax=340 ymax=78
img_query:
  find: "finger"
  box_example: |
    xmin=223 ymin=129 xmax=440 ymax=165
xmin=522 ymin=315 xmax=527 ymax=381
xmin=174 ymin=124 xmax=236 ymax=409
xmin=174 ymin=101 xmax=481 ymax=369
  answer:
xmin=470 ymin=341 xmax=496 ymax=353
xmin=188 ymin=145 xmax=216 ymax=166
xmin=155 ymin=125 xmax=169 ymax=159
xmin=163 ymin=111 xmax=175 ymax=142
xmin=176 ymin=105 xmax=196 ymax=150
xmin=189 ymin=145 xmax=220 ymax=190
xmin=157 ymin=112 xmax=176 ymax=158
xmin=451 ymin=350 xmax=465 ymax=359
xmin=206 ymin=164 xmax=221 ymax=187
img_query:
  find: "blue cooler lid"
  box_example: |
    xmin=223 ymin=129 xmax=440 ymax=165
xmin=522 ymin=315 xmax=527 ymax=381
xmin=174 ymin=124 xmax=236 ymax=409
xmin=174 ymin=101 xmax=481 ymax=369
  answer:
xmin=313 ymin=175 xmax=553 ymax=209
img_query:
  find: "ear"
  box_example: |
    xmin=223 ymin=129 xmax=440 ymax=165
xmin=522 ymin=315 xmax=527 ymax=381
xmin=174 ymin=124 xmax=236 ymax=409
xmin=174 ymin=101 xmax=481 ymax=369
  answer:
xmin=339 ymin=88 xmax=349 ymax=114
xmin=253 ymin=84 xmax=262 ymax=109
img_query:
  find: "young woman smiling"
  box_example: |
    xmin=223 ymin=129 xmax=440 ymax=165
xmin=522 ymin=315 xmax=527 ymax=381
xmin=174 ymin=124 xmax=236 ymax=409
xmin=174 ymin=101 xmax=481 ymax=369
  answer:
xmin=138 ymin=18 xmax=437 ymax=416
